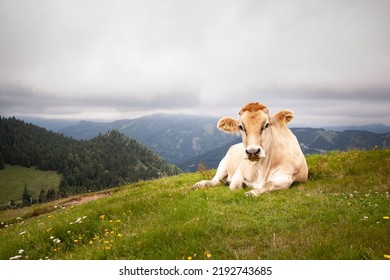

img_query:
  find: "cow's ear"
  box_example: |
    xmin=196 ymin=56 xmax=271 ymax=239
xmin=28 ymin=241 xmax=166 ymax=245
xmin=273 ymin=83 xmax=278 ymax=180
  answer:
xmin=272 ymin=110 xmax=294 ymax=125
xmin=217 ymin=117 xmax=239 ymax=133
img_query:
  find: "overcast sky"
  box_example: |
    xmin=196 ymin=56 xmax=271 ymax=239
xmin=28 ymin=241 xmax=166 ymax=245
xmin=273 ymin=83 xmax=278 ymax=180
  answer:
xmin=1 ymin=0 xmax=389 ymax=127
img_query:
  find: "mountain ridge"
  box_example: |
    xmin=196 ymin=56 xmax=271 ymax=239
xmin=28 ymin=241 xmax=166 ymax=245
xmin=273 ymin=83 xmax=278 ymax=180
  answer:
xmin=19 ymin=114 xmax=390 ymax=135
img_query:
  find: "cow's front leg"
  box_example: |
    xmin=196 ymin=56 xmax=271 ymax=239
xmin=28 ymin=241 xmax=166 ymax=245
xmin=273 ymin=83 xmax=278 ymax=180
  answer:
xmin=192 ymin=157 xmax=228 ymax=189
xmin=245 ymin=181 xmax=274 ymax=196
xmin=229 ymin=170 xmax=244 ymax=190
xmin=192 ymin=179 xmax=219 ymax=189
xmin=245 ymin=174 xmax=293 ymax=197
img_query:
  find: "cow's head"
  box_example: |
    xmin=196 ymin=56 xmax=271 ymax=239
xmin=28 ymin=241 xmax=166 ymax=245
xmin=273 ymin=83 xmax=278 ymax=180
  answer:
xmin=217 ymin=102 xmax=294 ymax=161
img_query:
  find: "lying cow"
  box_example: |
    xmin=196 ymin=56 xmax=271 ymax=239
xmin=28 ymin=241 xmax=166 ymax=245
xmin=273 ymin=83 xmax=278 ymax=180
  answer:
xmin=192 ymin=102 xmax=308 ymax=196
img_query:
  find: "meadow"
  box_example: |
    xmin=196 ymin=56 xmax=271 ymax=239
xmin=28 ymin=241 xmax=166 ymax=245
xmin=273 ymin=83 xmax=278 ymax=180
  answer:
xmin=0 ymin=165 xmax=61 ymax=206
xmin=0 ymin=149 xmax=389 ymax=260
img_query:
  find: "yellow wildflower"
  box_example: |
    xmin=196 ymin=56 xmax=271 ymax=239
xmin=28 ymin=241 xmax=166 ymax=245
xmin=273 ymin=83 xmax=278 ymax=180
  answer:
xmin=187 ymin=256 xmax=192 ymax=260
xmin=74 ymin=239 xmax=78 ymax=243
xmin=117 ymin=233 xmax=123 ymax=237
xmin=384 ymin=255 xmax=390 ymax=259
xmin=383 ymin=216 xmax=389 ymax=220
xmin=100 ymin=215 xmax=105 ymax=219
xmin=89 ymin=241 xmax=93 ymax=245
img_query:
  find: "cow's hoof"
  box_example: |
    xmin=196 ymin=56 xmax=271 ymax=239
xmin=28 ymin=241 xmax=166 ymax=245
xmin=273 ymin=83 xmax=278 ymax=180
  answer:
xmin=192 ymin=181 xmax=206 ymax=190
xmin=245 ymin=191 xmax=254 ymax=197
xmin=245 ymin=190 xmax=259 ymax=197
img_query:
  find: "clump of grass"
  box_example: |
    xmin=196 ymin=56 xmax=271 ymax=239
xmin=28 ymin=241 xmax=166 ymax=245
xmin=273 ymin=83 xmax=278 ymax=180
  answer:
xmin=198 ymin=161 xmax=214 ymax=180
xmin=1 ymin=150 xmax=389 ymax=260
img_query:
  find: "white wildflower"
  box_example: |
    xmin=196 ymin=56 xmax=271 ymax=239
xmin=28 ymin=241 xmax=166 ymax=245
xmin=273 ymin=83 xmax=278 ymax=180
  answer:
xmin=9 ymin=255 xmax=22 ymax=260
xmin=18 ymin=249 xmax=24 ymax=254
xmin=20 ymin=231 xmax=27 ymax=236
xmin=53 ymin=238 xmax=61 ymax=244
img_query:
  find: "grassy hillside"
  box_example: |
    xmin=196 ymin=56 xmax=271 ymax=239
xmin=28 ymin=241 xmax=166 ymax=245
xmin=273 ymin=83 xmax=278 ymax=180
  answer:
xmin=0 ymin=165 xmax=61 ymax=205
xmin=0 ymin=149 xmax=389 ymax=260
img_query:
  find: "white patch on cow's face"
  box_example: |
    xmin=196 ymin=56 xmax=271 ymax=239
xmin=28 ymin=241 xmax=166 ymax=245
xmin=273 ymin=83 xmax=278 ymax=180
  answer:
xmin=238 ymin=110 xmax=270 ymax=161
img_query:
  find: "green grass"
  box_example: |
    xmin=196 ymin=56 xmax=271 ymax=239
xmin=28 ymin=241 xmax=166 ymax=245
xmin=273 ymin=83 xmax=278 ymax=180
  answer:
xmin=0 ymin=149 xmax=389 ymax=260
xmin=0 ymin=165 xmax=61 ymax=205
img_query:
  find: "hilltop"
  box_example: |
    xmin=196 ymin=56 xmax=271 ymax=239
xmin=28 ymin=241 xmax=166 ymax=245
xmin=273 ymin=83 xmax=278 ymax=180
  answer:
xmin=0 ymin=149 xmax=389 ymax=260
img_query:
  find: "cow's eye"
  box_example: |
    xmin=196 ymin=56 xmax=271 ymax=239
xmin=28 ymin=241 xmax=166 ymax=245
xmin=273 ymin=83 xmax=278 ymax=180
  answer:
xmin=238 ymin=124 xmax=244 ymax=131
xmin=264 ymin=123 xmax=270 ymax=129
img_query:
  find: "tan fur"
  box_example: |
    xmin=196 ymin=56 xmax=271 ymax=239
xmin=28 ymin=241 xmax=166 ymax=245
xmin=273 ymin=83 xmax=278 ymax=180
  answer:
xmin=192 ymin=102 xmax=308 ymax=196
xmin=239 ymin=102 xmax=269 ymax=114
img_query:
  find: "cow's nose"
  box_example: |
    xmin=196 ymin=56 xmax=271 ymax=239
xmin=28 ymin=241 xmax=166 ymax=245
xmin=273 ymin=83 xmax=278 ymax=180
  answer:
xmin=246 ymin=147 xmax=261 ymax=157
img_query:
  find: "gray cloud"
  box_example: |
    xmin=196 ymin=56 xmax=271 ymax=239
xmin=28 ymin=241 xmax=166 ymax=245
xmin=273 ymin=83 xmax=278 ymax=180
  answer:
xmin=0 ymin=0 xmax=389 ymax=126
xmin=0 ymin=85 xmax=200 ymax=116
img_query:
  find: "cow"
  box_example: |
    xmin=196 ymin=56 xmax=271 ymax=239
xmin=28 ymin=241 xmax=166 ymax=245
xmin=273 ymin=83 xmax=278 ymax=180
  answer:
xmin=192 ymin=102 xmax=308 ymax=196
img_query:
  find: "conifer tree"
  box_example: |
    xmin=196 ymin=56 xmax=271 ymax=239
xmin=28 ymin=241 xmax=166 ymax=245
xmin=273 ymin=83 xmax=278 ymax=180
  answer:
xmin=22 ymin=184 xmax=32 ymax=206
xmin=38 ymin=189 xmax=47 ymax=204
xmin=0 ymin=153 xmax=4 ymax=170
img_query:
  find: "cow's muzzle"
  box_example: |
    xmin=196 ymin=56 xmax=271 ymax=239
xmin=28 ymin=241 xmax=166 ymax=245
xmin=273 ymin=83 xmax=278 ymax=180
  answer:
xmin=245 ymin=146 xmax=265 ymax=161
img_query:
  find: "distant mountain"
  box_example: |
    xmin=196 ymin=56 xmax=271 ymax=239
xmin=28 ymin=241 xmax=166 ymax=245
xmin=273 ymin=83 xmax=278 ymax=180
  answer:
xmin=322 ymin=123 xmax=390 ymax=134
xmin=179 ymin=139 xmax=241 ymax=172
xmin=178 ymin=128 xmax=390 ymax=171
xmin=20 ymin=117 xmax=79 ymax=132
xmin=58 ymin=114 xmax=390 ymax=171
xmin=60 ymin=114 xmax=239 ymax=168
xmin=292 ymin=128 xmax=390 ymax=153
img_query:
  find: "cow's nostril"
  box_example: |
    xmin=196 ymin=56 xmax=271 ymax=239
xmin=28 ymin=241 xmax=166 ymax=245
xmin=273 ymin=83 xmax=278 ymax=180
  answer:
xmin=246 ymin=148 xmax=261 ymax=156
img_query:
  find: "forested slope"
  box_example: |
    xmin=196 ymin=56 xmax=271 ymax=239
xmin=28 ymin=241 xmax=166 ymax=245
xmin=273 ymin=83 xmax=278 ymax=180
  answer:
xmin=0 ymin=117 xmax=180 ymax=200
